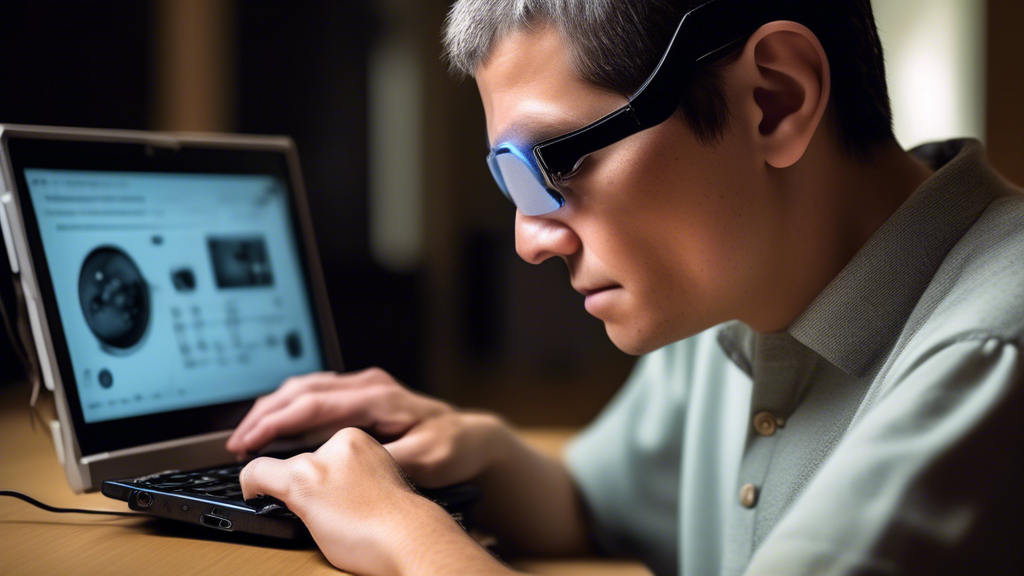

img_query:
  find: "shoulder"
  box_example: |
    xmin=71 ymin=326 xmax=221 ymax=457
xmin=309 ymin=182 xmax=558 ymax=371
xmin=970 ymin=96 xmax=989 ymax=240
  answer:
xmin=877 ymin=190 xmax=1024 ymax=398
xmin=910 ymin=190 xmax=1024 ymax=348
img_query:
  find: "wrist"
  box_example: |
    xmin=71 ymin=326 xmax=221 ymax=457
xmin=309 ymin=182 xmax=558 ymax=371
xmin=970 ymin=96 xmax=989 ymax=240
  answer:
xmin=388 ymin=493 xmax=511 ymax=576
xmin=468 ymin=412 xmax=519 ymax=477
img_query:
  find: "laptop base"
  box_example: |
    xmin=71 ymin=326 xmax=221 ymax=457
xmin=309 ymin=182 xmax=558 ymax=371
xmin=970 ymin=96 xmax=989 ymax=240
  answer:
xmin=103 ymin=463 xmax=480 ymax=541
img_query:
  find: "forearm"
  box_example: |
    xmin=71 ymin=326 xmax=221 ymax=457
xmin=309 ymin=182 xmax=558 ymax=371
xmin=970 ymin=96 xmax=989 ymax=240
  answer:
xmin=390 ymin=496 xmax=522 ymax=576
xmin=469 ymin=421 xmax=593 ymax=556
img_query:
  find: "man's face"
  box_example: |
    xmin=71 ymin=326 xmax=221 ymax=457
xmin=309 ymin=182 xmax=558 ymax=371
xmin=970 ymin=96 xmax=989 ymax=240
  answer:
xmin=476 ymin=24 xmax=784 ymax=355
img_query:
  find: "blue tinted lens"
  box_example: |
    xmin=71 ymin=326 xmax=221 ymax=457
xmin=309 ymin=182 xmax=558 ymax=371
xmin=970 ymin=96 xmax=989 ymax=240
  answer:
xmin=486 ymin=153 xmax=510 ymax=200
xmin=491 ymin=150 xmax=563 ymax=216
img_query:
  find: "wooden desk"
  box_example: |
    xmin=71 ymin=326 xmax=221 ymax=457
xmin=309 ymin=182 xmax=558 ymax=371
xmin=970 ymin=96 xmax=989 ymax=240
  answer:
xmin=0 ymin=381 xmax=651 ymax=576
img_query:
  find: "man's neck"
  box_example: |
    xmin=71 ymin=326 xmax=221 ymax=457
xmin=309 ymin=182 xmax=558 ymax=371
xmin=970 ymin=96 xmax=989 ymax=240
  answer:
xmin=743 ymin=138 xmax=936 ymax=333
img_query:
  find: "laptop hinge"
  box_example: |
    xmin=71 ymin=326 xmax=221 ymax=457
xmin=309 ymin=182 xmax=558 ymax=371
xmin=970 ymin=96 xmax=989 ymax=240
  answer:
xmin=50 ymin=419 xmax=65 ymax=465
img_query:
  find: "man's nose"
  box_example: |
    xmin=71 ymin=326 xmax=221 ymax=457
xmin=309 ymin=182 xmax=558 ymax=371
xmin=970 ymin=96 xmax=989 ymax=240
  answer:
xmin=515 ymin=211 xmax=581 ymax=264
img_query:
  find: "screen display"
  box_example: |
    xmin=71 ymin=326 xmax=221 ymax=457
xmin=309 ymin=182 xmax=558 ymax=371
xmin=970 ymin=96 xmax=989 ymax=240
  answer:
xmin=23 ymin=169 xmax=324 ymax=423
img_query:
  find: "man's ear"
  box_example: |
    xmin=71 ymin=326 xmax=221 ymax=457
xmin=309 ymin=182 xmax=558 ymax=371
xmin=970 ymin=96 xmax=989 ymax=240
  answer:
xmin=731 ymin=21 xmax=830 ymax=169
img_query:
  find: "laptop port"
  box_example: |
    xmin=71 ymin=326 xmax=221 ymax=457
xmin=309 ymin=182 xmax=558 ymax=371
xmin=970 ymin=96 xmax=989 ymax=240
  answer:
xmin=200 ymin=514 xmax=233 ymax=531
xmin=135 ymin=491 xmax=154 ymax=508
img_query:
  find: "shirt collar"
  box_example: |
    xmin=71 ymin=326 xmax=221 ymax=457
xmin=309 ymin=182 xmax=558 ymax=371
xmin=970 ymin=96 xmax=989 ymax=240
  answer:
xmin=785 ymin=139 xmax=1002 ymax=377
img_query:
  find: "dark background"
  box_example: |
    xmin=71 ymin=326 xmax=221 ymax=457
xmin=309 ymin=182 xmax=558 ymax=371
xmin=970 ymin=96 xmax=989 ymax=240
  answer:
xmin=1 ymin=0 xmax=1022 ymax=426
xmin=0 ymin=0 xmax=636 ymax=426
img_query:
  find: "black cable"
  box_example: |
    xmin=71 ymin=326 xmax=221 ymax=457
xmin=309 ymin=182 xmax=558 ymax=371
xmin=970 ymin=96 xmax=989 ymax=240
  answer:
xmin=0 ymin=490 xmax=147 ymax=517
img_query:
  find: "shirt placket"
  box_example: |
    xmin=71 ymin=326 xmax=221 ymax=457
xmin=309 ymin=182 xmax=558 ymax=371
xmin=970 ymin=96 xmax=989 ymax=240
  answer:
xmin=722 ymin=331 xmax=818 ymax=576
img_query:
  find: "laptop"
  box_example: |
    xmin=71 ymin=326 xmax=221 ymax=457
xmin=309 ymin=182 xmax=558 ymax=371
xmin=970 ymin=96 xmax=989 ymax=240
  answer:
xmin=0 ymin=124 xmax=477 ymax=540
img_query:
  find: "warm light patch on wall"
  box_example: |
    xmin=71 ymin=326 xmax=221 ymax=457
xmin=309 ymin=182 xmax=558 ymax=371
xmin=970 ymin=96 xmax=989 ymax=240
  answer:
xmin=368 ymin=0 xmax=425 ymax=272
xmin=874 ymin=0 xmax=986 ymax=148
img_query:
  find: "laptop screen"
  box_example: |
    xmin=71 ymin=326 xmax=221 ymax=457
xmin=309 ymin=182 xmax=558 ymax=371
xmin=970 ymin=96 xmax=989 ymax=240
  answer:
xmin=22 ymin=169 xmax=324 ymax=424
xmin=2 ymin=133 xmax=340 ymax=455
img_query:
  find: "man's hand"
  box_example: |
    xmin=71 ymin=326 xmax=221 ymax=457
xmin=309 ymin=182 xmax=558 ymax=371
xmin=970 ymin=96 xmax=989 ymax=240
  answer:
xmin=226 ymin=368 xmax=505 ymax=488
xmin=228 ymin=367 xmax=594 ymax=557
xmin=239 ymin=428 xmax=512 ymax=576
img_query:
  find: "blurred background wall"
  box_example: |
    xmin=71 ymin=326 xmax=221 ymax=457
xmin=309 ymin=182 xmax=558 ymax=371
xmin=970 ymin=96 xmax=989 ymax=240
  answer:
xmin=1 ymin=0 xmax=1022 ymax=427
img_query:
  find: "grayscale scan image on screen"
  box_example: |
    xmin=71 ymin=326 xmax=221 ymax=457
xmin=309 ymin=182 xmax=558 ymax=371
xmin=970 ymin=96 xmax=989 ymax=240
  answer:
xmin=24 ymin=170 xmax=324 ymax=423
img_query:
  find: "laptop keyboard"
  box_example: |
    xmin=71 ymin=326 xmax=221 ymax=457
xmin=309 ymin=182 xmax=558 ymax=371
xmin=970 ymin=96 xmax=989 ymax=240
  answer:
xmin=130 ymin=465 xmax=249 ymax=501
xmin=124 ymin=464 xmax=480 ymax=522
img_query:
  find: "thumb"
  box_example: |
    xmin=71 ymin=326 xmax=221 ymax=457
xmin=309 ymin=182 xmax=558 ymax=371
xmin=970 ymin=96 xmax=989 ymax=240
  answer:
xmin=384 ymin=430 xmax=463 ymax=489
xmin=382 ymin=432 xmax=427 ymax=467
xmin=239 ymin=456 xmax=293 ymax=501
xmin=382 ymin=432 xmax=435 ymax=484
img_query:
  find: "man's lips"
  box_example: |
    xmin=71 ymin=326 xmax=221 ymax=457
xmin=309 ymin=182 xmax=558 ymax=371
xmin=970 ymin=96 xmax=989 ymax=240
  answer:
xmin=574 ymin=284 xmax=620 ymax=297
xmin=579 ymin=284 xmax=622 ymax=316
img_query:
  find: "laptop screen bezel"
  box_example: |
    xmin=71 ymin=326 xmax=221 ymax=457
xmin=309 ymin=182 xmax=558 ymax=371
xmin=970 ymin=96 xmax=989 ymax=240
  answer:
xmin=4 ymin=133 xmax=344 ymax=456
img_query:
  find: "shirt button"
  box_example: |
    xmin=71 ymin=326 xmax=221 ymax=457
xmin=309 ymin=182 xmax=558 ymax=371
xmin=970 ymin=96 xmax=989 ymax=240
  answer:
xmin=753 ymin=411 xmax=778 ymax=436
xmin=739 ymin=483 xmax=759 ymax=508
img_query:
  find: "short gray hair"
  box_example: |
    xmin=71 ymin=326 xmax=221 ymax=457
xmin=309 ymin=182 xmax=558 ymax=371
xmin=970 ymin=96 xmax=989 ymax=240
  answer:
xmin=443 ymin=0 xmax=679 ymax=85
xmin=442 ymin=0 xmax=736 ymax=144
xmin=441 ymin=0 xmax=894 ymax=154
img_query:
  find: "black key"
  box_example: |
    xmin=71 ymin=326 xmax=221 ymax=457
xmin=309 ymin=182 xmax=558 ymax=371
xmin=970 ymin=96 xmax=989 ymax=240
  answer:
xmin=190 ymin=484 xmax=233 ymax=494
xmin=131 ymin=470 xmax=180 ymax=483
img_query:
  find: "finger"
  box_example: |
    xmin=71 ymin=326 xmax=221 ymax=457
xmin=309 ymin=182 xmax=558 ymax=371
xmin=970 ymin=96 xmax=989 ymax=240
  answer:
xmin=382 ymin=430 xmax=430 ymax=467
xmin=229 ymin=369 xmax=392 ymax=451
xmin=228 ymin=376 xmax=317 ymax=452
xmin=238 ymin=389 xmax=376 ymax=454
xmin=227 ymin=372 xmax=337 ymax=452
xmin=233 ymin=372 xmax=340 ymax=440
xmin=239 ymin=456 xmax=293 ymax=501
xmin=237 ymin=393 xmax=332 ymax=454
xmin=383 ymin=430 xmax=445 ymax=486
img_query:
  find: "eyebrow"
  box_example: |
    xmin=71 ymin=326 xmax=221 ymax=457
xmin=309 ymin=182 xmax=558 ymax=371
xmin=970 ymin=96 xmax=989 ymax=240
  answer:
xmin=490 ymin=114 xmax=585 ymax=150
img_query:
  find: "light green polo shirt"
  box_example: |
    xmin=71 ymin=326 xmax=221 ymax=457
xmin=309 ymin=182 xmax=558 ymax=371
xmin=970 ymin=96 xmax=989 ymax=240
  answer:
xmin=565 ymin=139 xmax=1023 ymax=576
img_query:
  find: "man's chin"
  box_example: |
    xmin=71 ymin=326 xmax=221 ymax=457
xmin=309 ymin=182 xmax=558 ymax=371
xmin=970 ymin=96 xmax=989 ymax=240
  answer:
xmin=603 ymin=322 xmax=664 ymax=356
xmin=604 ymin=317 xmax=712 ymax=356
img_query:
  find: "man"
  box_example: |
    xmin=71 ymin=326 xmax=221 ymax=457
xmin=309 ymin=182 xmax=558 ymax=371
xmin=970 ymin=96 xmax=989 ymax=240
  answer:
xmin=232 ymin=1 xmax=1023 ymax=574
